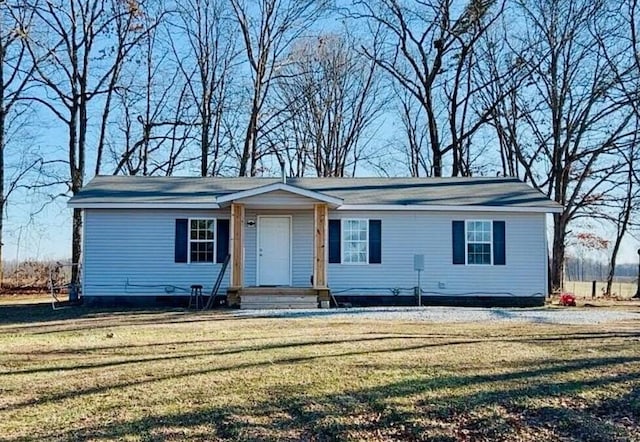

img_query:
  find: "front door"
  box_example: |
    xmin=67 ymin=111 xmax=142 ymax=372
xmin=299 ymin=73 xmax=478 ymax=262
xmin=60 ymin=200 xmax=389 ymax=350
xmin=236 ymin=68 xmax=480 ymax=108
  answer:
xmin=258 ymin=216 xmax=291 ymax=286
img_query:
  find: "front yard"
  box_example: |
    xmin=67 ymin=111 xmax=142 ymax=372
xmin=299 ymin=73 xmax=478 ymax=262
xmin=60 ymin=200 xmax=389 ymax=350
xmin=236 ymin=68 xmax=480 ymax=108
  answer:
xmin=0 ymin=299 xmax=639 ymax=441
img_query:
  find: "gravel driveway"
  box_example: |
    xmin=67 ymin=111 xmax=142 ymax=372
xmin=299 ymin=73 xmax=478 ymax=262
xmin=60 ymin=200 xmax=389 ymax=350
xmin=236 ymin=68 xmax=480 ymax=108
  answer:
xmin=233 ymin=306 xmax=640 ymax=325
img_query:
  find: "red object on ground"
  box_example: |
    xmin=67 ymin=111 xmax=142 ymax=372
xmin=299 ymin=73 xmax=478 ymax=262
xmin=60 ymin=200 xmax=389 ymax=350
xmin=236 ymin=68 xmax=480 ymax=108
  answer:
xmin=559 ymin=293 xmax=577 ymax=306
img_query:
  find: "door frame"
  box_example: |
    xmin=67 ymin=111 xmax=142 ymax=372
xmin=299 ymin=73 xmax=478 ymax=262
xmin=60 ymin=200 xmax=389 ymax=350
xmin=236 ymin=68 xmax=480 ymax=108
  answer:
xmin=256 ymin=215 xmax=293 ymax=286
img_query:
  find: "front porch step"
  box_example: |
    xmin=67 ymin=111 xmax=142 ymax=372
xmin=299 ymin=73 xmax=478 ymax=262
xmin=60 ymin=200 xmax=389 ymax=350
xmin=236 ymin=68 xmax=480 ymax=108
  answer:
xmin=227 ymin=286 xmax=330 ymax=309
xmin=240 ymin=287 xmax=317 ymax=296
xmin=240 ymin=294 xmax=318 ymax=309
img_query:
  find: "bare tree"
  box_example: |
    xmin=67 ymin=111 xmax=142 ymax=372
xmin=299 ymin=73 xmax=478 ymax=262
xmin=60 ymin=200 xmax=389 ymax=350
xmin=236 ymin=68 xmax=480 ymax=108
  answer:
xmin=604 ymin=143 xmax=638 ymax=295
xmin=0 ymin=2 xmax=39 ymax=286
xmin=110 ymin=69 xmax=195 ymax=176
xmin=230 ymin=0 xmax=328 ymax=176
xmin=394 ymin=87 xmax=432 ymax=176
xmin=486 ymin=0 xmax=637 ymax=292
xmin=601 ymin=0 xmax=640 ymax=295
xmin=170 ymin=0 xmax=237 ymax=176
xmin=353 ymin=0 xmax=506 ymax=176
xmin=93 ymin=1 xmax=165 ymax=176
xmin=261 ymin=101 xmax=312 ymax=177
xmin=474 ymin=24 xmax=537 ymax=179
xmin=271 ymin=33 xmax=384 ymax=177
xmin=109 ymin=7 xmax=197 ymax=177
xmin=24 ymin=0 xmax=152 ymax=282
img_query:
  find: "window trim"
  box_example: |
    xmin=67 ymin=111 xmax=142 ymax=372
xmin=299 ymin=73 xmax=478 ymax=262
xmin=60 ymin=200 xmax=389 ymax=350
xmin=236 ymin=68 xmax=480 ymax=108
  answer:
xmin=465 ymin=219 xmax=493 ymax=266
xmin=341 ymin=218 xmax=369 ymax=265
xmin=188 ymin=217 xmax=216 ymax=264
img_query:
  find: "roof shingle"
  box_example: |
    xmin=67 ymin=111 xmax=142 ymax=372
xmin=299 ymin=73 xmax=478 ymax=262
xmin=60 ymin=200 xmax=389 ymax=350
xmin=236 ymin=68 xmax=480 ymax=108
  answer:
xmin=67 ymin=175 xmax=561 ymax=211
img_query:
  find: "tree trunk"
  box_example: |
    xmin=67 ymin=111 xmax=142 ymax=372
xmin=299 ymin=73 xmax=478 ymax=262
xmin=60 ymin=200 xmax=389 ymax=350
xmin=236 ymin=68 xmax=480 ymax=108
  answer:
xmin=452 ymin=145 xmax=462 ymax=176
xmin=71 ymin=207 xmax=82 ymax=284
xmin=69 ymin=103 xmax=83 ymax=284
xmin=0 ymin=104 xmax=4 ymax=289
xmin=238 ymin=122 xmax=253 ymax=176
xmin=606 ymin=161 xmax=634 ymax=295
xmin=201 ymin=115 xmax=209 ymax=177
xmin=432 ymin=151 xmax=442 ymax=177
xmin=426 ymin=92 xmax=441 ymax=177
xmin=551 ymin=212 xmax=566 ymax=294
xmin=239 ymin=101 xmax=259 ymax=176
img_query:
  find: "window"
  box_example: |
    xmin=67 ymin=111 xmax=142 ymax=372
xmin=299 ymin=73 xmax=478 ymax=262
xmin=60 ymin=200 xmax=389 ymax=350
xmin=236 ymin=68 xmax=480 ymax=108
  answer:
xmin=453 ymin=220 xmax=505 ymax=266
xmin=329 ymin=219 xmax=382 ymax=264
xmin=466 ymin=220 xmax=492 ymax=265
xmin=342 ymin=219 xmax=368 ymax=264
xmin=175 ymin=218 xmax=229 ymax=264
xmin=189 ymin=218 xmax=215 ymax=263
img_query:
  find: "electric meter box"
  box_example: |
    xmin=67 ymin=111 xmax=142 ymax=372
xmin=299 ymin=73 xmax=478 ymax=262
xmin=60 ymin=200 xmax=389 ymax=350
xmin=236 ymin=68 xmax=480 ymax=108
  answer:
xmin=414 ymin=254 xmax=425 ymax=271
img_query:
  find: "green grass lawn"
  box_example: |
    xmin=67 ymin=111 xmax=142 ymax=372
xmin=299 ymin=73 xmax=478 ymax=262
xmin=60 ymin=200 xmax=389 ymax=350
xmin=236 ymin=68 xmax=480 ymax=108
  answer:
xmin=0 ymin=300 xmax=639 ymax=441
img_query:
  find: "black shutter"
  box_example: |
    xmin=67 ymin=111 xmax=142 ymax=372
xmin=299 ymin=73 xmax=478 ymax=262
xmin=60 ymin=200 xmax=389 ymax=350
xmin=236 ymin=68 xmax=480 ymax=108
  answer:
xmin=452 ymin=220 xmax=465 ymax=265
xmin=175 ymin=219 xmax=188 ymax=263
xmin=328 ymin=219 xmax=341 ymax=263
xmin=493 ymin=221 xmax=506 ymax=265
xmin=369 ymin=220 xmax=382 ymax=264
xmin=216 ymin=219 xmax=230 ymax=264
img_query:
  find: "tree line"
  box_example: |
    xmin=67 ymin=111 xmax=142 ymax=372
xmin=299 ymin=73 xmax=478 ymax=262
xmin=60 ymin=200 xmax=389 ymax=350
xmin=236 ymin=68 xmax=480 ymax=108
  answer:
xmin=0 ymin=0 xmax=638 ymax=292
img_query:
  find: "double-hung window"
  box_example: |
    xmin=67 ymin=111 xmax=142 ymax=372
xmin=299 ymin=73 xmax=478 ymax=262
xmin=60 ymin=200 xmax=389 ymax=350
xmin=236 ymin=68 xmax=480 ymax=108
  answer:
xmin=452 ymin=219 xmax=506 ymax=266
xmin=175 ymin=218 xmax=229 ymax=264
xmin=342 ymin=219 xmax=368 ymax=264
xmin=328 ymin=219 xmax=382 ymax=264
xmin=466 ymin=220 xmax=492 ymax=265
xmin=189 ymin=218 xmax=215 ymax=263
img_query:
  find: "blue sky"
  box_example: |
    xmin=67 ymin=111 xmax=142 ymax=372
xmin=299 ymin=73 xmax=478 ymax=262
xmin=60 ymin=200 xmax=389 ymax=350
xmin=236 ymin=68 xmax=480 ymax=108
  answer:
xmin=2 ymin=0 xmax=639 ymax=269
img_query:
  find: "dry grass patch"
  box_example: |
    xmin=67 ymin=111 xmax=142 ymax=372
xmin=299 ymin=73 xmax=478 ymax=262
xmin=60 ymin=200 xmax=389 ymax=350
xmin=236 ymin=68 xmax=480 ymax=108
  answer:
xmin=0 ymin=301 xmax=639 ymax=441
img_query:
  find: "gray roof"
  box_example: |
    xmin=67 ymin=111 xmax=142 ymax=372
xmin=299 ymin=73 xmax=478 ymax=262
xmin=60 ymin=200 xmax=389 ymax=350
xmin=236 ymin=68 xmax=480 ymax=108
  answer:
xmin=68 ymin=175 xmax=561 ymax=211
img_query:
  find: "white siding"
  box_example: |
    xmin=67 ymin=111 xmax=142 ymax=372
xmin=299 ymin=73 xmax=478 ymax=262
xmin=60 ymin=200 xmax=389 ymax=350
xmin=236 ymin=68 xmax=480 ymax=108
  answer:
xmin=84 ymin=207 xmax=547 ymax=300
xmin=83 ymin=209 xmax=230 ymax=297
xmin=327 ymin=211 xmax=547 ymax=298
xmin=238 ymin=190 xmax=319 ymax=207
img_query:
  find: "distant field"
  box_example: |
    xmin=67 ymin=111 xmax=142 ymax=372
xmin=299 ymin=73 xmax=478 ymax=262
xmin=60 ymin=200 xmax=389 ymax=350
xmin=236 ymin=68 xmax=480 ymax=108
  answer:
xmin=0 ymin=300 xmax=639 ymax=441
xmin=564 ymin=280 xmax=637 ymax=298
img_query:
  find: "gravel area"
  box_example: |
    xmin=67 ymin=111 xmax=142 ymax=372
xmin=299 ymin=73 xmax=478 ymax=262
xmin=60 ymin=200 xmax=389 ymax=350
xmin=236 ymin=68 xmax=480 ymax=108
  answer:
xmin=233 ymin=306 xmax=640 ymax=325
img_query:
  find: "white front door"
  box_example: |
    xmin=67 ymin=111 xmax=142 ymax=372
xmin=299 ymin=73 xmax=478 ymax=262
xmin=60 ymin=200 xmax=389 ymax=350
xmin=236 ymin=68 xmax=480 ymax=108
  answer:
xmin=258 ymin=216 xmax=291 ymax=286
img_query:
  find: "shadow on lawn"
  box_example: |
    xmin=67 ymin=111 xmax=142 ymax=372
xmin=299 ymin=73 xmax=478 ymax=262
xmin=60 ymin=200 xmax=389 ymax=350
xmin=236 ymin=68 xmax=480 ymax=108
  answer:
xmin=15 ymin=355 xmax=639 ymax=442
xmin=0 ymin=302 xmax=164 ymax=324
xmin=0 ymin=302 xmax=246 ymax=335
xmin=6 ymin=329 xmax=640 ymax=378
xmin=367 ymin=329 xmax=640 ymax=342
xmin=0 ymin=335 xmax=480 ymax=376
xmin=3 ymin=338 xmax=640 ymax=440
xmin=3 ymin=306 xmax=640 ymax=440
xmin=4 ymin=302 xmax=640 ymax=338
xmin=2 ymin=336 xmax=501 ymax=408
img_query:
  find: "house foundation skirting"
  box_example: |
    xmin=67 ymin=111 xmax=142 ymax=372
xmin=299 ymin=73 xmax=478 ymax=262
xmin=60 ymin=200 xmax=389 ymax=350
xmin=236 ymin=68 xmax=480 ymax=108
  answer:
xmin=81 ymin=293 xmax=544 ymax=308
xmin=82 ymin=295 xmax=193 ymax=308
xmin=332 ymin=294 xmax=545 ymax=308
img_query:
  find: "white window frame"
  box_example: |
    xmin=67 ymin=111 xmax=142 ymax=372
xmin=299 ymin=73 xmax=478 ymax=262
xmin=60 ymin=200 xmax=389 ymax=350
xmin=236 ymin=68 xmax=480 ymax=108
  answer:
xmin=465 ymin=220 xmax=493 ymax=266
xmin=341 ymin=218 xmax=369 ymax=265
xmin=188 ymin=217 xmax=216 ymax=264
